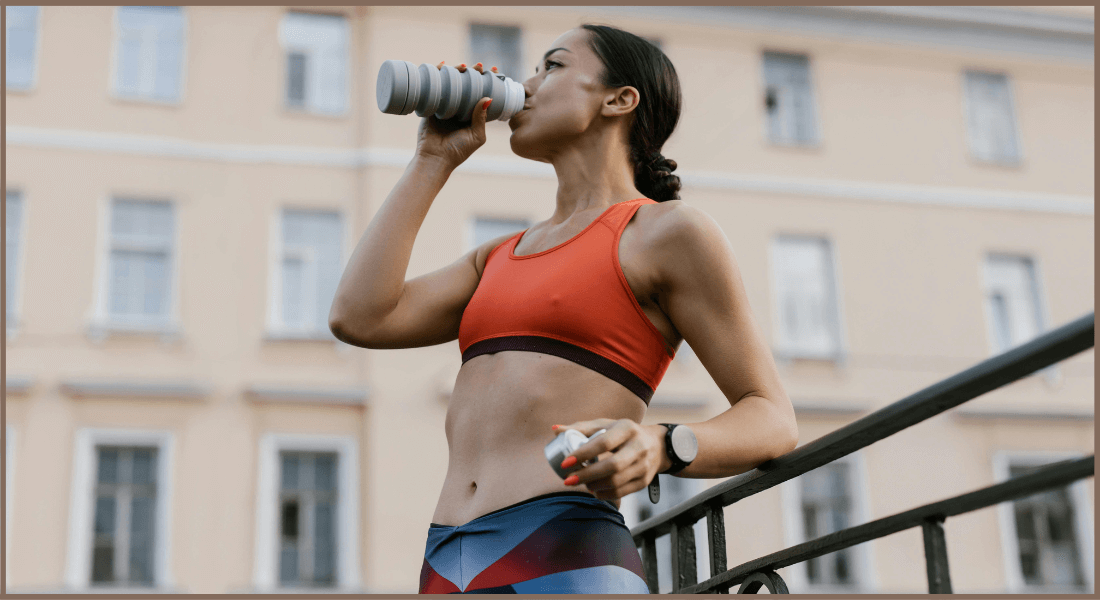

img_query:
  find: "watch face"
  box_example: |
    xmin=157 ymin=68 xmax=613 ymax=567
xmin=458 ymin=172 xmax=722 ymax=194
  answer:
xmin=670 ymin=426 xmax=699 ymax=462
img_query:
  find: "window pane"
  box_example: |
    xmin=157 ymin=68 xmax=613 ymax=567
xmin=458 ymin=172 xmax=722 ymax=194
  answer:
xmin=132 ymin=448 xmax=156 ymax=485
xmin=763 ymin=52 xmax=815 ymax=144
xmin=470 ymin=23 xmax=522 ymax=81
xmin=129 ymin=495 xmax=156 ymax=584
xmin=1009 ymin=462 xmax=1084 ymax=588
xmin=281 ymin=454 xmax=299 ymax=490
xmin=315 ymin=454 xmax=336 ymax=491
xmin=965 ymin=71 xmax=1019 ymax=162
xmin=5 ymin=6 xmax=39 ymax=89
xmin=109 ymin=201 xmax=174 ymax=322
xmin=774 ymin=237 xmax=838 ymax=356
xmin=94 ymin=495 xmax=116 ymax=534
xmin=314 ymin=501 xmax=336 ymax=584
xmin=280 ymin=12 xmax=348 ymax=114
xmin=117 ymin=6 xmax=184 ymax=101
xmin=985 ymin=256 xmax=1040 ymax=353
xmin=287 ymin=52 xmax=307 ymax=107
xmin=97 ymin=448 xmax=120 ymax=484
xmin=280 ymin=210 xmax=342 ymax=332
xmin=281 ymin=499 xmax=299 ymax=538
xmin=279 ymin=545 xmax=299 ymax=584
xmin=92 ymin=545 xmax=115 ymax=583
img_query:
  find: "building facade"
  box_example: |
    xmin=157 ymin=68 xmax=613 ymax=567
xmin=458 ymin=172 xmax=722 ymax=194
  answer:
xmin=4 ymin=5 xmax=1094 ymax=594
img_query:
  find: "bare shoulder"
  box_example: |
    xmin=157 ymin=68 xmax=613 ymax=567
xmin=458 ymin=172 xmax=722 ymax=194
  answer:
xmin=634 ymin=200 xmax=731 ymax=281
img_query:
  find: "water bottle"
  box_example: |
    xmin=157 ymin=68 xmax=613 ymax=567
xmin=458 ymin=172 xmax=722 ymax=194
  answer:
xmin=376 ymin=60 xmax=525 ymax=123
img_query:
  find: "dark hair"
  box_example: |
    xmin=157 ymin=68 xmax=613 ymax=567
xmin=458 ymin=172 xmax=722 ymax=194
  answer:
xmin=580 ymin=24 xmax=683 ymax=202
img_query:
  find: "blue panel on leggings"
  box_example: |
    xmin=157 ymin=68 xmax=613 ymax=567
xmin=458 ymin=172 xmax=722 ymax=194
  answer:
xmin=509 ymin=564 xmax=651 ymax=594
xmin=423 ymin=501 xmax=576 ymax=591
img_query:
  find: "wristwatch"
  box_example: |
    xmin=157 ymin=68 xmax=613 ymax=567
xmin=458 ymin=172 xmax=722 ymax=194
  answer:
xmin=647 ymin=423 xmax=699 ymax=504
xmin=659 ymin=423 xmax=698 ymax=475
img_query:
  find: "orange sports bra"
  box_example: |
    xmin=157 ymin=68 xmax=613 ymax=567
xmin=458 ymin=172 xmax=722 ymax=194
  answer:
xmin=458 ymin=198 xmax=675 ymax=405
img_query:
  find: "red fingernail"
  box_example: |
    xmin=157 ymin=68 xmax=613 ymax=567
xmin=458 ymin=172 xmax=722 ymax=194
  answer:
xmin=563 ymin=475 xmax=579 ymax=486
xmin=484 ymin=99 xmax=492 ymax=109
xmin=561 ymin=456 xmax=578 ymax=469
xmin=459 ymin=63 xmax=466 ymax=68
xmin=551 ymin=425 xmax=560 ymax=430
xmin=475 ymin=62 xmax=483 ymax=68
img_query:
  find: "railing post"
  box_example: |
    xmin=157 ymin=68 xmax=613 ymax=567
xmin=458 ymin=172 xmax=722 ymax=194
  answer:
xmin=642 ymin=533 xmax=659 ymax=594
xmin=671 ymin=520 xmax=697 ymax=591
xmin=922 ymin=516 xmax=953 ymax=593
xmin=706 ymin=503 xmax=728 ymax=593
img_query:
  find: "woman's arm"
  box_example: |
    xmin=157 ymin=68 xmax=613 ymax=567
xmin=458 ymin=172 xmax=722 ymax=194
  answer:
xmin=649 ymin=203 xmax=799 ymax=476
xmin=555 ymin=203 xmax=798 ymax=501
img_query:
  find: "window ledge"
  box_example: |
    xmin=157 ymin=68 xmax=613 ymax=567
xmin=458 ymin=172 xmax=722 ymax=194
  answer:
xmin=4 ymin=376 xmax=35 ymax=396
xmin=60 ymin=378 xmax=211 ymax=400
xmin=108 ymin=92 xmax=183 ymax=108
xmin=5 ymin=85 xmax=36 ymax=95
xmin=766 ymin=138 xmax=823 ymax=151
xmin=233 ymin=586 xmax=370 ymax=594
xmin=9 ymin=585 xmax=187 ymax=594
xmin=245 ymin=384 xmax=370 ymax=406
xmin=87 ymin=320 xmax=181 ymax=343
xmin=282 ymin=105 xmax=350 ymax=120
xmin=264 ymin=330 xmax=338 ymax=343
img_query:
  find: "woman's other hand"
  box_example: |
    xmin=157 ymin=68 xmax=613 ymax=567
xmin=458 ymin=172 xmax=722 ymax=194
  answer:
xmin=415 ymin=61 xmax=494 ymax=170
xmin=552 ymin=418 xmax=671 ymax=503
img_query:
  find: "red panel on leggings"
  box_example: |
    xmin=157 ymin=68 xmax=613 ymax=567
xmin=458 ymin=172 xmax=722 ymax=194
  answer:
xmin=458 ymin=198 xmax=674 ymax=405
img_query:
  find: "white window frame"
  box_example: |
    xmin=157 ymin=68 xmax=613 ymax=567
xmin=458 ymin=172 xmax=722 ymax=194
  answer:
xmin=107 ymin=6 xmax=189 ymax=106
xmin=769 ymin=235 xmax=848 ymax=363
xmin=962 ymin=69 xmax=1025 ymax=166
xmin=618 ymin=476 xmax=711 ymax=593
xmin=265 ymin=208 xmax=348 ymax=341
xmin=252 ymin=433 xmax=361 ymax=592
xmin=5 ymin=5 xmax=43 ymax=92
xmin=6 ymin=188 xmax=29 ymax=338
xmin=779 ymin=450 xmax=877 ymax=593
xmin=992 ymin=450 xmax=1094 ymax=594
xmin=88 ymin=196 xmax=182 ymax=340
xmin=6 ymin=426 xmax=16 ymax=589
xmin=981 ymin=253 xmax=1059 ymax=386
xmin=277 ymin=11 xmax=351 ymax=117
xmin=64 ymin=428 xmax=176 ymax=591
xmin=760 ymin=50 xmax=822 ymax=148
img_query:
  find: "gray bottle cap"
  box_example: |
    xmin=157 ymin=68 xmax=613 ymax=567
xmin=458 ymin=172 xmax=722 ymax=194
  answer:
xmin=376 ymin=59 xmax=410 ymax=114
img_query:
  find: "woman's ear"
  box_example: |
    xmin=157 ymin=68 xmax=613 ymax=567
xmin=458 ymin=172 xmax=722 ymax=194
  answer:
xmin=602 ymin=85 xmax=640 ymax=118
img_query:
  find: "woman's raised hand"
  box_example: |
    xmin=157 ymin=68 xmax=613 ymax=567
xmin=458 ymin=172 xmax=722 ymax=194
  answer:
xmin=415 ymin=62 xmax=497 ymax=171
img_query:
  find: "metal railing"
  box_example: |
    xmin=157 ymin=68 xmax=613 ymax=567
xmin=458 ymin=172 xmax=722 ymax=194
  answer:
xmin=630 ymin=311 xmax=1095 ymax=594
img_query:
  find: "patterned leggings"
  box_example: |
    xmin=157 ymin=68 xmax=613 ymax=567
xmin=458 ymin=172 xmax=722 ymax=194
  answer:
xmin=419 ymin=491 xmax=651 ymax=594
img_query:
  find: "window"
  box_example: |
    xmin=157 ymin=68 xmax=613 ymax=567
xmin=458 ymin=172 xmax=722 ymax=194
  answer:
xmin=619 ymin=475 xmax=710 ymax=593
xmin=964 ymin=71 xmax=1021 ymax=164
xmin=982 ymin=254 xmax=1057 ymax=382
xmin=772 ymin=236 xmax=842 ymax=359
xmin=995 ymin=453 xmax=1094 ymax=593
xmin=253 ymin=434 xmax=361 ymax=592
xmin=781 ymin=453 xmax=873 ymax=593
xmin=91 ymin=446 xmax=159 ymax=586
xmin=762 ymin=52 xmax=818 ymax=146
xmin=470 ymin=23 xmax=522 ymax=81
xmin=113 ymin=6 xmax=185 ymax=103
xmin=467 ymin=216 xmax=529 ymax=253
xmin=279 ymin=12 xmax=349 ymax=115
xmin=271 ymin=209 xmax=342 ymax=337
xmin=5 ymin=6 xmax=39 ymax=90
xmin=279 ymin=451 xmax=338 ymax=587
xmin=64 ymin=428 xmax=175 ymax=590
xmin=106 ymin=199 xmax=175 ymax=329
xmin=6 ymin=190 xmax=24 ymax=329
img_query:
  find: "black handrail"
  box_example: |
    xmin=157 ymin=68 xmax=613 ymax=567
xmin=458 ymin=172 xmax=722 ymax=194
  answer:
xmin=631 ymin=311 xmax=1094 ymax=593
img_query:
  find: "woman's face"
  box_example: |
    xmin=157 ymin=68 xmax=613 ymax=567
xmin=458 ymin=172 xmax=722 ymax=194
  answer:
xmin=508 ymin=28 xmax=623 ymax=162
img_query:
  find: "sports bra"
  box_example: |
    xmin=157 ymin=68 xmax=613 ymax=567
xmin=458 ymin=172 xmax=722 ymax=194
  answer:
xmin=458 ymin=198 xmax=675 ymax=405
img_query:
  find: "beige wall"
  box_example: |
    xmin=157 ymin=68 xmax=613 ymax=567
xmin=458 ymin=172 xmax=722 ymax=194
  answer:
xmin=5 ymin=5 xmax=1093 ymax=594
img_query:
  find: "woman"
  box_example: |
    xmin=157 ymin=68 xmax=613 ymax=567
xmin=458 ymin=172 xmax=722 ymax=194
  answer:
xmin=330 ymin=24 xmax=798 ymax=594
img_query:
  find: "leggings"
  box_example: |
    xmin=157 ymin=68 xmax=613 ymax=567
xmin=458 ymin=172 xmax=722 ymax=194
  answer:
xmin=419 ymin=491 xmax=651 ymax=594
